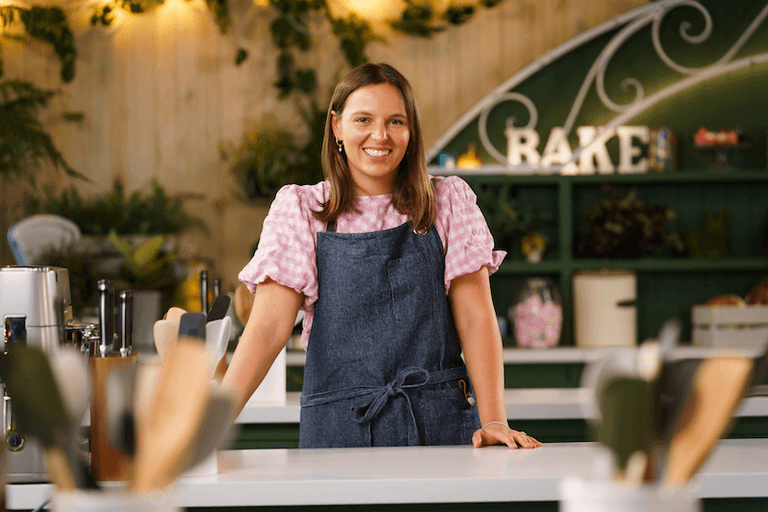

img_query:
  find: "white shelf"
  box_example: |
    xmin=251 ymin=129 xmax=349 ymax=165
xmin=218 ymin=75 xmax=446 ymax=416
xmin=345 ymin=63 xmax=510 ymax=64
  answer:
xmin=285 ymin=345 xmax=766 ymax=367
xmin=233 ymin=389 xmax=768 ymax=424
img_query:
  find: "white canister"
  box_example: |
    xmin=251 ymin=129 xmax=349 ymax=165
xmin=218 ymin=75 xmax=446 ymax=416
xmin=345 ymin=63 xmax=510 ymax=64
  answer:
xmin=560 ymin=477 xmax=700 ymax=512
xmin=248 ymin=346 xmax=286 ymax=404
xmin=573 ymin=270 xmax=637 ymax=348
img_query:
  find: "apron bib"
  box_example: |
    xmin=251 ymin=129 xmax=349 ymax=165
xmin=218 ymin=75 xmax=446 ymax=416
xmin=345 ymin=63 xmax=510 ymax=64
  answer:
xmin=299 ymin=220 xmax=480 ymax=448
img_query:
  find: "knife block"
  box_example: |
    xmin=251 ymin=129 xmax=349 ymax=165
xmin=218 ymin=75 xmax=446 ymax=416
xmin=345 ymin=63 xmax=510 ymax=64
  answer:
xmin=90 ymin=353 xmax=140 ymax=481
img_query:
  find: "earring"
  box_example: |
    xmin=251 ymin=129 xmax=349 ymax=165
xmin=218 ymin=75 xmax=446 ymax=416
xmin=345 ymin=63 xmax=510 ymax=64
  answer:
xmin=335 ymin=138 xmax=344 ymax=153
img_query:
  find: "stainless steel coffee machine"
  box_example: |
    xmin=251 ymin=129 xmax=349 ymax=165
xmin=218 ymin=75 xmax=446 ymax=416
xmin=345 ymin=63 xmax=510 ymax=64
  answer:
xmin=1 ymin=265 xmax=75 ymax=481
xmin=1 ymin=266 xmax=131 ymax=483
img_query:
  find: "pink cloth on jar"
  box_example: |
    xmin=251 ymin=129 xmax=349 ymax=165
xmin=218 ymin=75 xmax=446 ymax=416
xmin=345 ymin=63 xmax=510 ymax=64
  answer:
xmin=238 ymin=175 xmax=506 ymax=349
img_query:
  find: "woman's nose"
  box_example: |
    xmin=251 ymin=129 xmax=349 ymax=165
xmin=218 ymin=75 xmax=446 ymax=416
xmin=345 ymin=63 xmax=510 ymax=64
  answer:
xmin=371 ymin=121 xmax=388 ymax=140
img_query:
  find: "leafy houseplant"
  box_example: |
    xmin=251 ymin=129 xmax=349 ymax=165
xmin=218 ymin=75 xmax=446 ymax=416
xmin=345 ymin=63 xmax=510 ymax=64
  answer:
xmin=107 ymin=231 xmax=178 ymax=291
xmin=578 ymin=184 xmax=686 ymax=259
xmin=0 ymin=80 xmax=81 ymax=182
xmin=24 ymin=179 xmax=207 ymax=235
xmin=227 ymin=113 xmax=324 ymax=199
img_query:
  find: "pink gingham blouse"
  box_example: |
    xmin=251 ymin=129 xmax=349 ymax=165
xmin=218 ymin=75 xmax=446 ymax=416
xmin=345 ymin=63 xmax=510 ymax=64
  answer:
xmin=238 ymin=175 xmax=506 ymax=349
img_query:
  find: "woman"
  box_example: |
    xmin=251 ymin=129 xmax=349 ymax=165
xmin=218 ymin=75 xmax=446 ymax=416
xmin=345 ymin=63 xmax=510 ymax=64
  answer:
xmin=222 ymin=63 xmax=541 ymax=450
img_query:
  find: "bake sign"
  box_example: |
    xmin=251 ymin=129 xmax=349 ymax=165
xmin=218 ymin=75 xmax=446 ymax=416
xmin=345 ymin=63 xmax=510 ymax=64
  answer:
xmin=505 ymin=126 xmax=650 ymax=174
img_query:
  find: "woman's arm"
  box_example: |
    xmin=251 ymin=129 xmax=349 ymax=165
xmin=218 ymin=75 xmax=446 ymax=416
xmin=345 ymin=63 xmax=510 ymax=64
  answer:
xmin=448 ymin=267 xmax=541 ymax=449
xmin=221 ymin=279 xmax=303 ymax=417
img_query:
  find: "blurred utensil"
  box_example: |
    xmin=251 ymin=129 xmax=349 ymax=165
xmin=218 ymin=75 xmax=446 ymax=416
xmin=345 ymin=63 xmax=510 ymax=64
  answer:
xmin=131 ymin=338 xmax=213 ymax=491
xmin=48 ymin=345 xmax=98 ymax=489
xmin=164 ymin=307 xmax=187 ymax=323
xmin=580 ymin=347 xmax=640 ymax=423
xmin=0 ymin=346 xmax=78 ymax=490
xmin=178 ymin=312 xmax=206 ymax=341
xmin=205 ymin=294 xmax=231 ymax=324
xmin=656 ymin=318 xmax=681 ymax=354
xmin=597 ymin=376 xmax=658 ymax=478
xmin=206 ymin=317 xmax=232 ymax=380
xmin=664 ymin=355 xmax=754 ymax=487
xmin=153 ymin=319 xmax=180 ymax=362
xmin=183 ymin=387 xmax=238 ymax=473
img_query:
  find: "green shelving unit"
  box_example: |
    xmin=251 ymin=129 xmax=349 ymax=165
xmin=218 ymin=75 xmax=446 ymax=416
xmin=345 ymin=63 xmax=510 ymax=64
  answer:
xmin=455 ymin=168 xmax=768 ymax=346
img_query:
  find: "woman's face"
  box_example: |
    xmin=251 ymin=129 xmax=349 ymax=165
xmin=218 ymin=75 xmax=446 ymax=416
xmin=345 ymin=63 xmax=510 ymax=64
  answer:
xmin=332 ymin=83 xmax=410 ymax=196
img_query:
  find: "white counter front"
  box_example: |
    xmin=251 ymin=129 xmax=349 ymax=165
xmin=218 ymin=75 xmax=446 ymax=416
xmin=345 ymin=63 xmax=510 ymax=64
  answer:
xmin=7 ymin=439 xmax=768 ymax=509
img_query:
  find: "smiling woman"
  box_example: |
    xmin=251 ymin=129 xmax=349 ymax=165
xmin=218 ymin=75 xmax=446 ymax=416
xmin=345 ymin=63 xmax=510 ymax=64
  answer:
xmin=223 ymin=62 xmax=542 ymax=452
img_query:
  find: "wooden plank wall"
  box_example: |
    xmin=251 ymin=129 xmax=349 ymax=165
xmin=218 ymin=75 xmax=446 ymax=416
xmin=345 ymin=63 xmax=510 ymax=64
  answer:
xmin=0 ymin=0 xmax=648 ymax=294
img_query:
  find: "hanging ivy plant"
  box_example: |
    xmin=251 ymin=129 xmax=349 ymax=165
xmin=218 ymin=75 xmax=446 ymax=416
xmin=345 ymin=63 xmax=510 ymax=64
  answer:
xmin=330 ymin=13 xmax=385 ymax=69
xmin=1 ymin=6 xmax=77 ymax=83
xmin=388 ymin=1 xmax=443 ymax=38
xmin=204 ymin=0 xmax=230 ymax=33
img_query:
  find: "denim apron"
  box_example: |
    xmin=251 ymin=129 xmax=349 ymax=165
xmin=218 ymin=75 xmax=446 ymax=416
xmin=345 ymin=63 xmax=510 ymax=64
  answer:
xmin=299 ymin=220 xmax=480 ymax=448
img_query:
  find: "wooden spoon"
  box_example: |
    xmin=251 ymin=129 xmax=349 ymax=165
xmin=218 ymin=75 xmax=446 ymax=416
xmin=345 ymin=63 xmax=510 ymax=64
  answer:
xmin=153 ymin=318 xmax=180 ymax=362
xmin=131 ymin=338 xmax=213 ymax=491
xmin=234 ymin=284 xmax=254 ymax=326
xmin=664 ymin=355 xmax=754 ymax=487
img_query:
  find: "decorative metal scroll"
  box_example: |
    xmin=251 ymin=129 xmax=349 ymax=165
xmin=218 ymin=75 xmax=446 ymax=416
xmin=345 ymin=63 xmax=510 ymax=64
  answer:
xmin=427 ymin=0 xmax=768 ymax=173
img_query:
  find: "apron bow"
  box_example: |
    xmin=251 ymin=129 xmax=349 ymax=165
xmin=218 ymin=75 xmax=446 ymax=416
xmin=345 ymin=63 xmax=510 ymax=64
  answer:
xmin=353 ymin=367 xmax=430 ymax=444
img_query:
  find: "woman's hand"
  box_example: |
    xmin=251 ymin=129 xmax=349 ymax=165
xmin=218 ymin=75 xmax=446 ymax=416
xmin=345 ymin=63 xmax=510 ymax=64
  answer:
xmin=472 ymin=423 xmax=542 ymax=449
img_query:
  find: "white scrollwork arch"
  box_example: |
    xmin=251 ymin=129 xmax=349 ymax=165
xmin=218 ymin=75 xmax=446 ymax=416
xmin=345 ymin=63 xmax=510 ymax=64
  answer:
xmin=428 ymin=0 xmax=768 ymax=171
xmin=478 ymin=92 xmax=538 ymax=165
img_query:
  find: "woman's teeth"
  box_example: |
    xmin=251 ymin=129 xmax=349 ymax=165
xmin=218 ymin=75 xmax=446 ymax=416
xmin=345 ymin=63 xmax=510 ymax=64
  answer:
xmin=364 ymin=148 xmax=390 ymax=157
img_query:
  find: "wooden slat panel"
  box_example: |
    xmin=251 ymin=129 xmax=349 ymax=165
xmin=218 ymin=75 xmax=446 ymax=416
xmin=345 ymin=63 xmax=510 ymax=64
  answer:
xmin=0 ymin=0 xmax=650 ymax=286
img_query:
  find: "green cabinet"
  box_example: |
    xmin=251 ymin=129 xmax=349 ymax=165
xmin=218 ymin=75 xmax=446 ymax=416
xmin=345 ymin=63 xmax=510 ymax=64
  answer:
xmin=460 ymin=169 xmax=768 ymax=346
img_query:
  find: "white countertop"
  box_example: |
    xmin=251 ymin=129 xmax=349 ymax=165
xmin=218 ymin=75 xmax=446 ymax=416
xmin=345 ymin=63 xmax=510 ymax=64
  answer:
xmin=237 ymin=389 xmax=768 ymax=424
xmin=7 ymin=439 xmax=768 ymax=509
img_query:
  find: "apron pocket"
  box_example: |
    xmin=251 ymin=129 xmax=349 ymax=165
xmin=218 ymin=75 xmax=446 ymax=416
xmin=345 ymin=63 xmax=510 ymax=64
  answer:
xmin=388 ymin=254 xmax=440 ymax=320
xmin=299 ymin=399 xmax=372 ymax=448
xmin=419 ymin=387 xmax=480 ymax=446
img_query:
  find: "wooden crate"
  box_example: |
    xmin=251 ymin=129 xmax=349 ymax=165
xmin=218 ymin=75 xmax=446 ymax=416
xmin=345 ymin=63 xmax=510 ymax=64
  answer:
xmin=692 ymin=305 xmax=768 ymax=347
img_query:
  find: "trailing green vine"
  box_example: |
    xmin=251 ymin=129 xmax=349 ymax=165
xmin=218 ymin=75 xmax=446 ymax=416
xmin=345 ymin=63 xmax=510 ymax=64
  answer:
xmin=265 ymin=0 xmax=506 ymax=98
xmin=1 ymin=5 xmax=77 ymax=83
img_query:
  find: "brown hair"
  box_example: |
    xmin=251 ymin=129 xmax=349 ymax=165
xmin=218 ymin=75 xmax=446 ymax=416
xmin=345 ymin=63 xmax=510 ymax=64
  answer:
xmin=314 ymin=63 xmax=435 ymax=232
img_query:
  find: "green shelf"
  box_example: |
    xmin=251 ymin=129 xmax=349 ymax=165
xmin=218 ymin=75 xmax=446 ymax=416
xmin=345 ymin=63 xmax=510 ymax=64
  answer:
xmin=498 ymin=260 xmax=562 ymax=274
xmin=571 ymin=257 xmax=768 ymax=273
xmin=439 ymin=168 xmax=768 ymax=185
xmin=498 ymin=257 xmax=768 ymax=275
xmin=463 ymin=168 xmax=768 ymax=346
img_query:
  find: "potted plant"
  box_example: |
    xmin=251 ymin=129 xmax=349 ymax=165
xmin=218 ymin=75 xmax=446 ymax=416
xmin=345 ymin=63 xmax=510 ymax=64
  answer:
xmin=228 ymin=124 xmax=301 ymax=199
xmin=474 ymin=184 xmax=555 ymax=258
xmin=226 ymin=108 xmax=326 ymax=200
xmin=577 ymin=184 xmax=686 ymax=259
xmin=107 ymin=231 xmax=180 ymax=349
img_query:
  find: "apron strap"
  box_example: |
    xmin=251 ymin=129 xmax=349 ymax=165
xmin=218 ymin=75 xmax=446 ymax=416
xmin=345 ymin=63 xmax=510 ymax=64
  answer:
xmin=326 ymin=221 xmax=336 ymax=232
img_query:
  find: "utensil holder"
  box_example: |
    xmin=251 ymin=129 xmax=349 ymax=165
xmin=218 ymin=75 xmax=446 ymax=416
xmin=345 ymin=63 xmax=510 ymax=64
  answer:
xmin=560 ymin=477 xmax=700 ymax=512
xmin=51 ymin=489 xmax=180 ymax=512
xmin=90 ymin=353 xmax=140 ymax=482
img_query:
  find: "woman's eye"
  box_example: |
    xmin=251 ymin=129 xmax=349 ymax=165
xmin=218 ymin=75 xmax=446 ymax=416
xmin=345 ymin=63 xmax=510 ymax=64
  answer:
xmin=355 ymin=117 xmax=369 ymax=123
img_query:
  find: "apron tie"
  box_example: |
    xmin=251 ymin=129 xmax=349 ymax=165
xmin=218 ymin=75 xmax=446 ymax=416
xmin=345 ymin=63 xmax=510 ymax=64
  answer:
xmin=352 ymin=367 xmax=430 ymax=445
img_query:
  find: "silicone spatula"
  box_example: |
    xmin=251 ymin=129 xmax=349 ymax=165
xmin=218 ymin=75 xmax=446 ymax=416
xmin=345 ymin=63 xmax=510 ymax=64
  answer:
xmin=664 ymin=355 xmax=754 ymax=486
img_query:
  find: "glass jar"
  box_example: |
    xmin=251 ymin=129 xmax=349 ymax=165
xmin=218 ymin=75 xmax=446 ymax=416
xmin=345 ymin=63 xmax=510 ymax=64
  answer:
xmin=508 ymin=277 xmax=563 ymax=348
